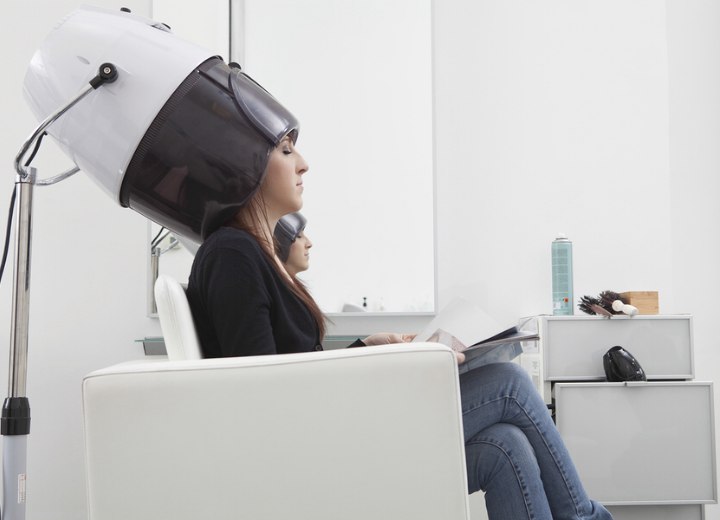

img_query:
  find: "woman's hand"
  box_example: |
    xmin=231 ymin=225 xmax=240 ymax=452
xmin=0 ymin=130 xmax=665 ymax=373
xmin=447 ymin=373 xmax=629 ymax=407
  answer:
xmin=362 ymin=333 xmax=466 ymax=365
xmin=362 ymin=333 xmax=415 ymax=345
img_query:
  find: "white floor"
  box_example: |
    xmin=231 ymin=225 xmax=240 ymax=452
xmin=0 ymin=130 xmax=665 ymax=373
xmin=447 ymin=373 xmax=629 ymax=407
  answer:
xmin=468 ymin=492 xmax=489 ymax=520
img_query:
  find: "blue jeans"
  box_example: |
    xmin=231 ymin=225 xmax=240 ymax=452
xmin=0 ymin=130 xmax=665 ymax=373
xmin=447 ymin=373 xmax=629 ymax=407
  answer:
xmin=460 ymin=362 xmax=613 ymax=520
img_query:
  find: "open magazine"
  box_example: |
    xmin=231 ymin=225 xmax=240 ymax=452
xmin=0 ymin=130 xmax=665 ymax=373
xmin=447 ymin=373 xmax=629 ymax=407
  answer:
xmin=412 ymin=299 xmax=539 ymax=374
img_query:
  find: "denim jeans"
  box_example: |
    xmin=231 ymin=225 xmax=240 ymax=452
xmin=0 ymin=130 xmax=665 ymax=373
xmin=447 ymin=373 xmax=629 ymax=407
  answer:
xmin=460 ymin=362 xmax=613 ymax=520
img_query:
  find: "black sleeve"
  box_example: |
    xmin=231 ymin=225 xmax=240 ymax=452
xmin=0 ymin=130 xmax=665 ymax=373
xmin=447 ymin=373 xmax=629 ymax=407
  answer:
xmin=346 ymin=338 xmax=366 ymax=348
xmin=200 ymin=246 xmax=278 ymax=357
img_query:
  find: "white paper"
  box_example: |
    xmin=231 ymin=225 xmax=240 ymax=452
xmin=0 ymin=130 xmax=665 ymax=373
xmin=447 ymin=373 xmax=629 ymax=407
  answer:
xmin=413 ymin=298 xmax=501 ymax=347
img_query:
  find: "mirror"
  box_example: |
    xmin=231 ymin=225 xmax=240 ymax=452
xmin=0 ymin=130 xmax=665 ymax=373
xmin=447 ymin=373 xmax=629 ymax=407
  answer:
xmin=149 ymin=0 xmax=435 ymax=315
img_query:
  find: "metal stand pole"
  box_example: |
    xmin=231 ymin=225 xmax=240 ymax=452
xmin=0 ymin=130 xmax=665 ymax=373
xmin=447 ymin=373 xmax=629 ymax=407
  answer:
xmin=1 ymin=169 xmax=35 ymax=520
xmin=150 ymin=248 xmax=160 ymax=315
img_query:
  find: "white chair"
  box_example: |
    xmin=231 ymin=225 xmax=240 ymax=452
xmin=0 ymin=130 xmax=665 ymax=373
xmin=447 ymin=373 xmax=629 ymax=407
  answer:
xmin=153 ymin=274 xmax=202 ymax=360
xmin=82 ymin=276 xmax=471 ymax=520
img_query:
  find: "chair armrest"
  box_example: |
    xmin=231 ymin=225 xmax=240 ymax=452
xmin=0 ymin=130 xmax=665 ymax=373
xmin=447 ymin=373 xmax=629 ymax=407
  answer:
xmin=83 ymin=343 xmax=470 ymax=520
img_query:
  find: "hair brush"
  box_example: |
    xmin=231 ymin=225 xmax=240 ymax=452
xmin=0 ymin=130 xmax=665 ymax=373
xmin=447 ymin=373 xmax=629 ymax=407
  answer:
xmin=578 ymin=291 xmax=637 ymax=317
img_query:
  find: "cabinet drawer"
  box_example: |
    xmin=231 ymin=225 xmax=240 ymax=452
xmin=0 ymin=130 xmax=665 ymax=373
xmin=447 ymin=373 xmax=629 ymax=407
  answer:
xmin=555 ymin=382 xmax=716 ymax=505
xmin=540 ymin=315 xmax=693 ymax=380
xmin=606 ymin=505 xmax=704 ymax=520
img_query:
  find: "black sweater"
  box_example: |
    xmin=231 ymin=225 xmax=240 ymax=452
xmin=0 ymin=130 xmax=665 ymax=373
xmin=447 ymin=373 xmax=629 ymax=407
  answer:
xmin=187 ymin=227 xmax=322 ymax=358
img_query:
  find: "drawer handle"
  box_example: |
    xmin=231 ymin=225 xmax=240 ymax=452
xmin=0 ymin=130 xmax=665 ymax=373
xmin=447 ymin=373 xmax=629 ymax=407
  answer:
xmin=624 ymin=381 xmax=649 ymax=387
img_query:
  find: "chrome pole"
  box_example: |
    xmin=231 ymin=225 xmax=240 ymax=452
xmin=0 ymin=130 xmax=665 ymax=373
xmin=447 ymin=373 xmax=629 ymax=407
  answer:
xmin=2 ymin=168 xmax=35 ymax=520
xmin=150 ymin=247 xmax=160 ymax=315
xmin=8 ymin=170 xmax=34 ymax=398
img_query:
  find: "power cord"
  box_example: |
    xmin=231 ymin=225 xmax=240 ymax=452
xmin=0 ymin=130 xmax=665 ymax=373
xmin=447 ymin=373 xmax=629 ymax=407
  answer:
xmin=150 ymin=226 xmax=168 ymax=249
xmin=0 ymin=132 xmax=46 ymax=288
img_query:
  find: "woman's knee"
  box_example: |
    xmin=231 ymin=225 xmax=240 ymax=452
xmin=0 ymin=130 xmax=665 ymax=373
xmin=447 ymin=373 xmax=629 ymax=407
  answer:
xmin=463 ymin=361 xmax=533 ymax=392
xmin=465 ymin=423 xmax=539 ymax=493
xmin=474 ymin=422 xmax=534 ymax=451
xmin=495 ymin=361 xmax=531 ymax=381
xmin=492 ymin=362 xmax=538 ymax=397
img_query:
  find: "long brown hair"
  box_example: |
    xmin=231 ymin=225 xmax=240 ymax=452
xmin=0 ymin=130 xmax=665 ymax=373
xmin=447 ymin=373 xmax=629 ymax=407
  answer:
xmin=228 ymin=194 xmax=327 ymax=340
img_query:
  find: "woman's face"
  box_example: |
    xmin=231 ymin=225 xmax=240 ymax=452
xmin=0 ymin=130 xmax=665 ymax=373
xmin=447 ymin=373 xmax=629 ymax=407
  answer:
xmin=285 ymin=231 xmax=312 ymax=276
xmin=260 ymin=136 xmax=308 ymax=219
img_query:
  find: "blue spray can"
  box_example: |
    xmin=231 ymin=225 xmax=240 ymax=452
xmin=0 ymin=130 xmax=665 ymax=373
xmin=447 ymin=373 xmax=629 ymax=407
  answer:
xmin=551 ymin=234 xmax=573 ymax=315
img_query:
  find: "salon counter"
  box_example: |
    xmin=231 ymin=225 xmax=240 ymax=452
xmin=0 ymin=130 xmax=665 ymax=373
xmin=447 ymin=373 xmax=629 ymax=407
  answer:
xmin=515 ymin=315 xmax=716 ymax=520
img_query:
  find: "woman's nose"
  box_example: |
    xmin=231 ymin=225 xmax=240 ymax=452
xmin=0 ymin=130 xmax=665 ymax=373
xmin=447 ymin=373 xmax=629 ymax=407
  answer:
xmin=297 ymin=152 xmax=309 ymax=175
xmin=306 ymin=239 xmax=313 ymax=249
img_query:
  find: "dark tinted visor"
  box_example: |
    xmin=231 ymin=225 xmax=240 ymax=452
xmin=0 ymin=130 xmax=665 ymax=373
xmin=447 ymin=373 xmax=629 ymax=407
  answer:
xmin=229 ymin=68 xmax=299 ymax=146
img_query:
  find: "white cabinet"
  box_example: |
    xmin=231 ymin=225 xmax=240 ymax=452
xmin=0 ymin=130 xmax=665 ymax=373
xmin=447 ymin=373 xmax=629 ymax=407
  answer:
xmin=517 ymin=315 xmax=716 ymax=520
xmin=606 ymin=505 xmax=704 ymax=520
xmin=542 ymin=315 xmax=693 ymax=381
xmin=555 ymin=382 xmax=716 ymax=504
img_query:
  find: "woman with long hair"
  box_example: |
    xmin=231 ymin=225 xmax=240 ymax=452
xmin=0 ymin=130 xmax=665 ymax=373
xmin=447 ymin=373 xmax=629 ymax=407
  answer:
xmin=274 ymin=212 xmax=312 ymax=279
xmin=185 ymin=68 xmax=612 ymax=520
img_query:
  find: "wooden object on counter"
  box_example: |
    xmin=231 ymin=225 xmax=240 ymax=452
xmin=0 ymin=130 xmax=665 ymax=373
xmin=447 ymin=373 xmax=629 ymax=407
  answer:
xmin=619 ymin=291 xmax=659 ymax=314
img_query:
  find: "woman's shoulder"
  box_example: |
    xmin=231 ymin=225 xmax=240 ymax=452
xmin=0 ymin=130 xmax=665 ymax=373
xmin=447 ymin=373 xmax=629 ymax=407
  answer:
xmin=191 ymin=227 xmax=272 ymax=285
xmin=191 ymin=227 xmax=268 ymax=274
xmin=199 ymin=226 xmax=263 ymax=257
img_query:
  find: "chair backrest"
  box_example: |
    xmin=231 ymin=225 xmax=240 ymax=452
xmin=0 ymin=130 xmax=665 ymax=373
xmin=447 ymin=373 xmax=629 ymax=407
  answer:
xmin=154 ymin=274 xmax=203 ymax=360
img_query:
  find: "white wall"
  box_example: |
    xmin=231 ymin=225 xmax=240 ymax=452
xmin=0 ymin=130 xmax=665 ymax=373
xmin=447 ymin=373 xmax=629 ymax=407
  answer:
xmin=0 ymin=1 xmax=718 ymax=519
xmin=434 ymin=0 xmax=672 ymax=321
xmin=666 ymin=1 xmax=720 ymax=516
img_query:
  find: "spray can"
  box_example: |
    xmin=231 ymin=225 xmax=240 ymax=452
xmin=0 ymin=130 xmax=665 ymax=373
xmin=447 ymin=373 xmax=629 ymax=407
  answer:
xmin=551 ymin=234 xmax=573 ymax=315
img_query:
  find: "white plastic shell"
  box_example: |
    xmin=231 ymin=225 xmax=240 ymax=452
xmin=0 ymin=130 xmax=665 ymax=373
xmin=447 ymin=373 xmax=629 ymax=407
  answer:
xmin=22 ymin=6 xmax=215 ymax=203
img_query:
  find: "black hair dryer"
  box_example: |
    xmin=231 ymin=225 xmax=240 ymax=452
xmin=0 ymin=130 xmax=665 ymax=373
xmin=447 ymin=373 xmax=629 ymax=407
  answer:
xmin=603 ymin=346 xmax=647 ymax=382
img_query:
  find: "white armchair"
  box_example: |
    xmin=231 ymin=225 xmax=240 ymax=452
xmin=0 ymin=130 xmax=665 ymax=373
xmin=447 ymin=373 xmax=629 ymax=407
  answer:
xmin=82 ymin=276 xmax=471 ymax=520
